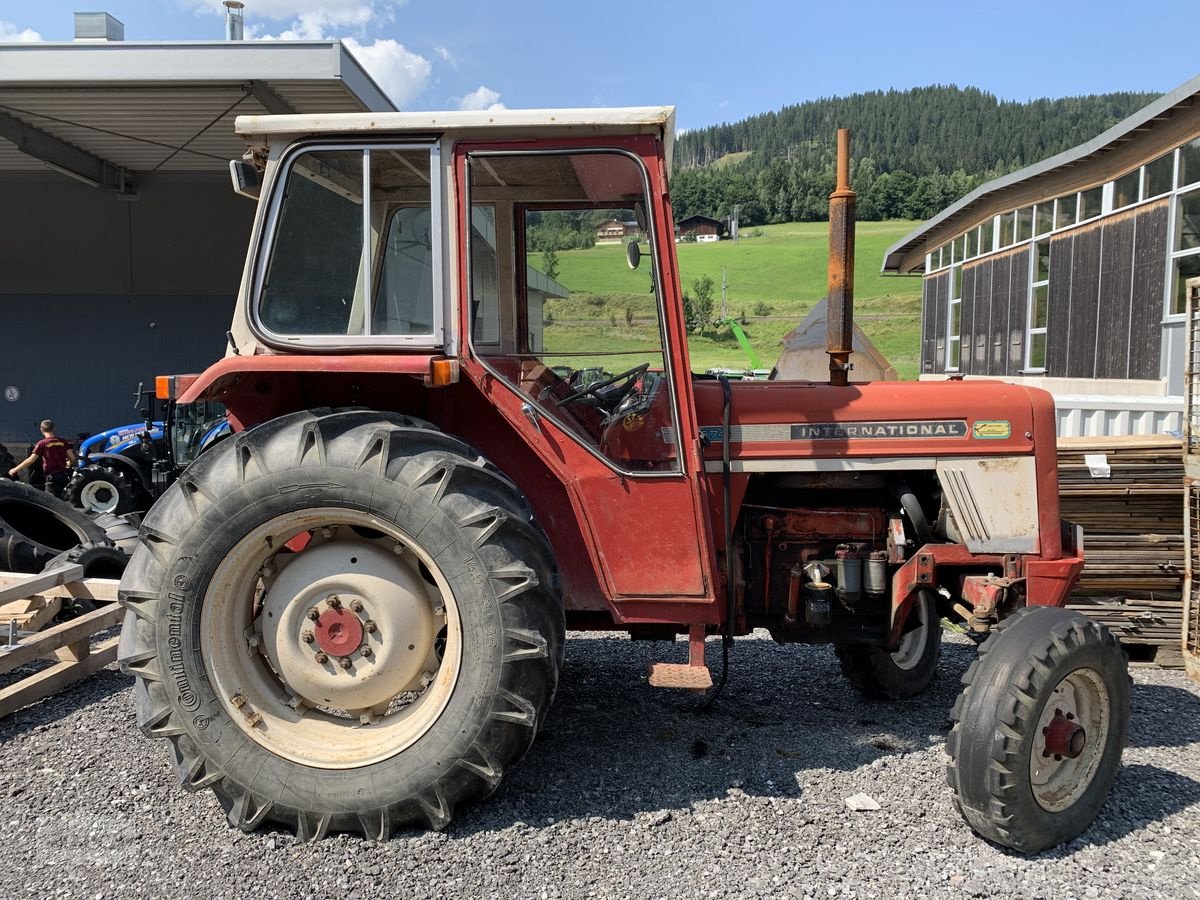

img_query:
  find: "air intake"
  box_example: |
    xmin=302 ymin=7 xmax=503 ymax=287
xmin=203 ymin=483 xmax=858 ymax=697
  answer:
xmin=73 ymin=11 xmax=124 ymax=42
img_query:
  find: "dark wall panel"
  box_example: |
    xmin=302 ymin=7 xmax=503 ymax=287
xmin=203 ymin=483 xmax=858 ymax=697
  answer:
xmin=1046 ymin=233 xmax=1074 ymax=376
xmin=987 ymin=257 xmax=1007 ymax=372
xmin=1066 ymin=225 xmax=1102 ymax=378
xmin=1008 ymin=249 xmax=1029 ymax=375
xmin=1095 ymin=214 xmax=1135 ymax=379
xmin=0 ymin=294 xmax=232 ymax=444
xmin=1130 ymin=201 xmax=1169 ymax=381
xmin=921 ymin=277 xmax=936 ymax=374
xmin=960 ymin=266 xmax=976 ymax=373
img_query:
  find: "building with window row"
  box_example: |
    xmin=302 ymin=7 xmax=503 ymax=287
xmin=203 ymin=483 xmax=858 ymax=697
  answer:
xmin=883 ymin=74 xmax=1200 ymax=419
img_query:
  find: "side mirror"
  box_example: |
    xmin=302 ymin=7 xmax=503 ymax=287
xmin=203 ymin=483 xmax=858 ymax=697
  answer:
xmin=229 ymin=159 xmax=261 ymax=199
xmin=626 ymin=240 xmax=642 ymax=270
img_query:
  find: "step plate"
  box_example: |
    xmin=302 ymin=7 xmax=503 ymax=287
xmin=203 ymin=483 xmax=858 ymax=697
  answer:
xmin=647 ymin=662 xmax=713 ymax=690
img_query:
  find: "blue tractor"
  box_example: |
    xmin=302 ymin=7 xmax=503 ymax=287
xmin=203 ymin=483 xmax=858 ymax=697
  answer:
xmin=67 ymin=387 xmax=230 ymax=515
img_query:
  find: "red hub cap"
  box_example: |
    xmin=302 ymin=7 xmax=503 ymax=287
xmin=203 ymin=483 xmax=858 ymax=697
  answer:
xmin=1043 ymin=713 xmax=1086 ymax=759
xmin=314 ymin=608 xmax=365 ymax=658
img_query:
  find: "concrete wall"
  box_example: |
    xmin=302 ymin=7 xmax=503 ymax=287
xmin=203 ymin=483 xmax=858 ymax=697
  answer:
xmin=0 ymin=173 xmax=253 ymax=444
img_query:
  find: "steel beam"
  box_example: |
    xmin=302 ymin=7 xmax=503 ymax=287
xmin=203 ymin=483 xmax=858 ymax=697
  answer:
xmin=247 ymin=80 xmax=296 ymax=115
xmin=0 ymin=111 xmax=134 ymax=193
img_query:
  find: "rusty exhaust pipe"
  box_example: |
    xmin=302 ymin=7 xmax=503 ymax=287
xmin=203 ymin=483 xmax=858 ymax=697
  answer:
xmin=827 ymin=128 xmax=856 ymax=387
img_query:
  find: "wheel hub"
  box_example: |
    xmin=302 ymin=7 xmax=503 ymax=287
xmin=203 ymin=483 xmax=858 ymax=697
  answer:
xmin=1043 ymin=712 xmax=1086 ymax=759
xmin=259 ymin=540 xmax=437 ymax=712
xmin=313 ymin=607 xmax=364 ymax=658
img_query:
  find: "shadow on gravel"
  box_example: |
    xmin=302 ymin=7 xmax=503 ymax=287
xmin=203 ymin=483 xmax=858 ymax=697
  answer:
xmin=1127 ymin=681 xmax=1200 ymax=747
xmin=0 ymin=668 xmax=131 ymax=741
xmin=441 ymin=635 xmax=1200 ymax=852
xmin=447 ymin=634 xmax=974 ymax=837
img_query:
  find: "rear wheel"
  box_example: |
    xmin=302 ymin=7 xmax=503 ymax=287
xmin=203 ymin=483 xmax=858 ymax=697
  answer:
xmin=0 ymin=480 xmax=107 ymax=572
xmin=835 ymin=589 xmax=941 ymax=699
xmin=118 ymin=409 xmax=563 ymax=838
xmin=947 ymin=606 xmax=1129 ymax=852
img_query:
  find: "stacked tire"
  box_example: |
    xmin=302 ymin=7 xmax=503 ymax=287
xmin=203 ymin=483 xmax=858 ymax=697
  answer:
xmin=0 ymin=481 xmax=134 ymax=616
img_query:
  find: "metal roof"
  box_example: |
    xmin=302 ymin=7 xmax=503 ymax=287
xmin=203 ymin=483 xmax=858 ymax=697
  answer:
xmin=882 ymin=73 xmax=1200 ymax=273
xmin=235 ymin=106 xmax=678 ymax=173
xmin=0 ymin=41 xmax=396 ymax=186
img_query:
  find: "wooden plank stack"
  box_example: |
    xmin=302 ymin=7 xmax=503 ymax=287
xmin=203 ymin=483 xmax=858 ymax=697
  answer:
xmin=0 ymin=568 xmax=123 ymax=717
xmin=1058 ymin=435 xmax=1185 ymax=666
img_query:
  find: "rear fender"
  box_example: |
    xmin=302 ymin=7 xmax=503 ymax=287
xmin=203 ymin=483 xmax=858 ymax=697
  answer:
xmin=84 ymin=452 xmax=153 ymax=491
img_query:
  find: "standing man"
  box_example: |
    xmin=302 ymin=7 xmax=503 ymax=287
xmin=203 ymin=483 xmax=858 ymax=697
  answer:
xmin=8 ymin=420 xmax=76 ymax=498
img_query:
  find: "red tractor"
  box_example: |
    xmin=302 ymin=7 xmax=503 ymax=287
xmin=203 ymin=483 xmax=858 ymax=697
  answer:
xmin=120 ymin=110 xmax=1128 ymax=852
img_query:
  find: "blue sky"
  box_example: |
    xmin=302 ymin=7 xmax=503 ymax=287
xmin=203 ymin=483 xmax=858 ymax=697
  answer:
xmin=3 ymin=1 xmax=1197 ymax=131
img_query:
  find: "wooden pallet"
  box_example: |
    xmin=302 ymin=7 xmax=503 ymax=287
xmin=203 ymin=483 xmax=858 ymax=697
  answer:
xmin=1059 ymin=437 xmax=1185 ymax=667
xmin=0 ymin=567 xmax=123 ymax=719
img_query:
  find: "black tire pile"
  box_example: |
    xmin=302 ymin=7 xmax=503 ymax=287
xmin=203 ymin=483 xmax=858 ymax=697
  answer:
xmin=0 ymin=476 xmax=137 ymax=601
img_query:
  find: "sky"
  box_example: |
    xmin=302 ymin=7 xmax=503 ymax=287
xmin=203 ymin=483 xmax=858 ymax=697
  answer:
xmin=1 ymin=0 xmax=1197 ymax=132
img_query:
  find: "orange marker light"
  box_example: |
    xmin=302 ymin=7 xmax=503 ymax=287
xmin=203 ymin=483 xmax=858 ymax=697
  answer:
xmin=155 ymin=375 xmax=173 ymax=400
xmin=428 ymin=358 xmax=460 ymax=387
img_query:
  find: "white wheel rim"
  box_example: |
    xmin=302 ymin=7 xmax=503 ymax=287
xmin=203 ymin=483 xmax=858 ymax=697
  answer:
xmin=79 ymin=479 xmax=119 ymax=514
xmin=1029 ymin=667 xmax=1111 ymax=812
xmin=201 ymin=508 xmax=462 ymax=770
xmin=891 ymin=594 xmax=930 ymax=670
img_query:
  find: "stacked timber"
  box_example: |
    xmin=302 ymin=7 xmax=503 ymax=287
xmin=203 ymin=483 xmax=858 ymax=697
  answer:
xmin=1057 ymin=436 xmax=1184 ymax=665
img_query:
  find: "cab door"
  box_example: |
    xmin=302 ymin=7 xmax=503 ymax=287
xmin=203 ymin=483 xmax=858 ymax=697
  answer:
xmin=455 ymin=139 xmax=717 ymax=614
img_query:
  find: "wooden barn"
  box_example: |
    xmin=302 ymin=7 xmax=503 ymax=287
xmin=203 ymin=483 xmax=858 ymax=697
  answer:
xmin=883 ymin=73 xmax=1200 ymax=430
xmin=676 ymin=214 xmax=724 ymax=242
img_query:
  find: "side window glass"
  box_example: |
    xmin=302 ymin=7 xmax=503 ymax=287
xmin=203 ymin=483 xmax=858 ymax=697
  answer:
xmin=261 ymin=150 xmax=364 ymax=335
xmin=467 ymin=151 xmax=678 ymax=474
xmin=258 ymin=145 xmax=439 ymax=341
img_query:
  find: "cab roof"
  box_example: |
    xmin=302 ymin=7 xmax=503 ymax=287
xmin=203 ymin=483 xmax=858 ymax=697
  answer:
xmin=235 ymin=106 xmax=678 ymax=173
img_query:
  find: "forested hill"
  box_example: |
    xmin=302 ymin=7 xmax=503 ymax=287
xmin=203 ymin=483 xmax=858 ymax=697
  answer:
xmin=670 ymin=86 xmax=1157 ymax=224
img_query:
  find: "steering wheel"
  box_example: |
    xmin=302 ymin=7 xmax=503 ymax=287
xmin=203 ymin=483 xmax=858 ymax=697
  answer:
xmin=558 ymin=363 xmax=650 ymax=407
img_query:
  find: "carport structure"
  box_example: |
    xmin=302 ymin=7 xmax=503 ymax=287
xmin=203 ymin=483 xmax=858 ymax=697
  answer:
xmin=0 ymin=39 xmax=394 ymax=443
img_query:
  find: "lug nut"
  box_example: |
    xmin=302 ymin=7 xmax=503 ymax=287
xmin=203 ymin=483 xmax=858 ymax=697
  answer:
xmin=314 ymin=651 xmax=328 ymax=664
xmin=350 ymin=599 xmax=364 ymax=613
xmin=338 ymin=657 xmax=352 ymax=670
xmin=360 ymin=646 xmax=373 ymax=658
xmin=328 ymin=595 xmax=342 ymax=609
xmin=301 ymin=631 xmax=315 ymax=644
xmin=364 ymin=619 xmax=377 ymax=634
xmin=307 ymin=608 xmax=320 ymax=622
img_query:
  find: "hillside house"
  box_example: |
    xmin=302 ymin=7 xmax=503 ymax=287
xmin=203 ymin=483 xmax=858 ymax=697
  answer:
xmin=676 ymin=214 xmax=723 ymax=242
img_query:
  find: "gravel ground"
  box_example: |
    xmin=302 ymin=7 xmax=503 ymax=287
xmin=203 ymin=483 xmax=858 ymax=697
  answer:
xmin=0 ymin=631 xmax=1197 ymax=900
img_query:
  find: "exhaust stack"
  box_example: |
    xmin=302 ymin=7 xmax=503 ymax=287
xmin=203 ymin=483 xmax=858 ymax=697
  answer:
xmin=826 ymin=128 xmax=856 ymax=386
xmin=224 ymin=1 xmax=245 ymax=40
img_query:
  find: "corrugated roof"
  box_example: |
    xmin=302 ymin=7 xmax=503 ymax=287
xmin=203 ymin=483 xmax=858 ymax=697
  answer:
xmin=0 ymin=41 xmax=395 ymax=179
xmin=882 ymin=73 xmax=1200 ymax=273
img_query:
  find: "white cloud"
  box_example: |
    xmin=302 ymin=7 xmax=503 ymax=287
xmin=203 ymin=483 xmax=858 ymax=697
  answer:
xmin=226 ymin=3 xmax=430 ymax=108
xmin=458 ymin=85 xmax=505 ymax=112
xmin=342 ymin=38 xmax=431 ymax=107
xmin=0 ymin=21 xmax=43 ymax=42
xmin=434 ymin=45 xmax=457 ymax=69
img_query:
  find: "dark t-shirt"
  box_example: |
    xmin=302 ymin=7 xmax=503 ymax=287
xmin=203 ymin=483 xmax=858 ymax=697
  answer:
xmin=34 ymin=436 xmax=72 ymax=476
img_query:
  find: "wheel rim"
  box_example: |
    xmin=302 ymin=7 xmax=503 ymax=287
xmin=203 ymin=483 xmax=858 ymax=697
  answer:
xmin=1029 ymin=667 xmax=1111 ymax=812
xmin=891 ymin=594 xmax=930 ymax=670
xmin=79 ymin=479 xmax=119 ymax=514
xmin=201 ymin=508 xmax=462 ymax=770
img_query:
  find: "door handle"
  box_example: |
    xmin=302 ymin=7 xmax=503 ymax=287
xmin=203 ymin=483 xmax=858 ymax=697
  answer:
xmin=520 ymin=402 xmax=542 ymax=434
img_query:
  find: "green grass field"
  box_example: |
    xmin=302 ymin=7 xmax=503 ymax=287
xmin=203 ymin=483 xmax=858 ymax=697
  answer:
xmin=534 ymin=221 xmax=925 ymax=379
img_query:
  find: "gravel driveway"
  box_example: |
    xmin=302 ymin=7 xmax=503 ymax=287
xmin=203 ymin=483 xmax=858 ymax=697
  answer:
xmin=0 ymin=631 xmax=1197 ymax=900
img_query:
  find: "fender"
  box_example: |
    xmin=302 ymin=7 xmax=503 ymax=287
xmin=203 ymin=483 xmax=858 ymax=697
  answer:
xmin=83 ymin=451 xmax=154 ymax=491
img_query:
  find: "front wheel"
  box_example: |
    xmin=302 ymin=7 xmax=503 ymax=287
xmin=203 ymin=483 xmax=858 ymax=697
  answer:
xmin=947 ymin=606 xmax=1129 ymax=852
xmin=835 ymin=589 xmax=941 ymax=699
xmin=118 ymin=409 xmax=563 ymax=839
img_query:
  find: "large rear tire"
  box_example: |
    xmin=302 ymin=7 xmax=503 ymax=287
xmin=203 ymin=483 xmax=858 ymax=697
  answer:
xmin=118 ymin=409 xmax=563 ymax=839
xmin=835 ymin=589 xmax=941 ymax=699
xmin=947 ymin=606 xmax=1129 ymax=852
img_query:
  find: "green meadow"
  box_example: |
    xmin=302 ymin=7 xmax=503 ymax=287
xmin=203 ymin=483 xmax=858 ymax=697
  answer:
xmin=533 ymin=220 xmax=926 ymax=379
